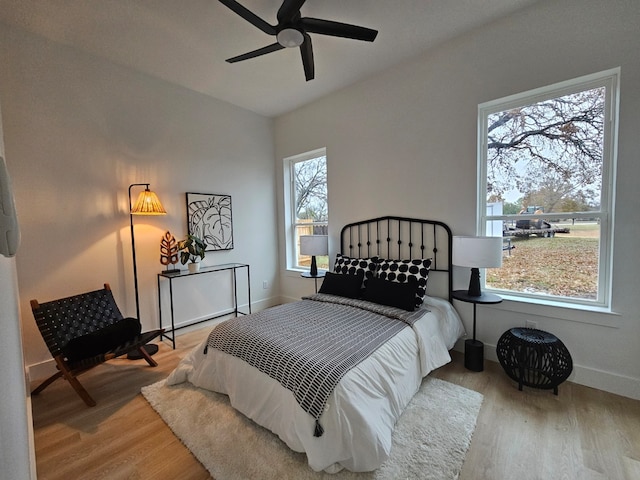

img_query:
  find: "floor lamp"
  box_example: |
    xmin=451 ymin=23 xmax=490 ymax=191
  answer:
xmin=128 ymin=183 xmax=166 ymax=358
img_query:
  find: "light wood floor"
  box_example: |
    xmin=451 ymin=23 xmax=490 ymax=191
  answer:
xmin=31 ymin=327 xmax=640 ymax=480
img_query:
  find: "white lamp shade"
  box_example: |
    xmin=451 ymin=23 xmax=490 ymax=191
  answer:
xmin=452 ymin=236 xmax=503 ymax=268
xmin=300 ymin=235 xmax=328 ymax=256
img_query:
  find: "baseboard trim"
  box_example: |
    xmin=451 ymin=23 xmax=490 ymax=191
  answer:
xmin=27 ymin=360 xmax=57 ymax=386
xmin=478 ymin=342 xmax=640 ymax=401
xmin=280 ymin=295 xmax=301 ymax=304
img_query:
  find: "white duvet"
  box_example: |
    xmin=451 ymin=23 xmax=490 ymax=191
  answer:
xmin=166 ymin=295 xmax=465 ymax=473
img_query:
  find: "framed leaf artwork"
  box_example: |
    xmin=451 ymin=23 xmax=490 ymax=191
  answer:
xmin=185 ymin=192 xmax=234 ymax=251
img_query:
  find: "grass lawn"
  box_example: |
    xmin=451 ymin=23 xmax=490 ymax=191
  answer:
xmin=487 ymin=223 xmax=599 ymax=299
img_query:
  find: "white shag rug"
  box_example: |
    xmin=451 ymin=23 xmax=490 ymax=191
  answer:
xmin=141 ymin=377 xmax=483 ymax=480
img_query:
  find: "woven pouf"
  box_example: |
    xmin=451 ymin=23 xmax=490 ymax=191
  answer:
xmin=496 ymin=327 xmax=572 ymax=395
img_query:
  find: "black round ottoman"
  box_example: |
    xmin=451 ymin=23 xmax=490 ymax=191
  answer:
xmin=496 ymin=328 xmax=572 ymax=395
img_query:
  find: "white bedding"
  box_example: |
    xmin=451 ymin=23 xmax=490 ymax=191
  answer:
xmin=166 ymin=295 xmax=465 ymax=473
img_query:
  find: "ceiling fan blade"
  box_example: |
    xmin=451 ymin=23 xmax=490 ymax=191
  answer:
xmin=277 ymin=0 xmax=307 ymax=24
xmin=219 ymin=0 xmax=276 ymax=35
xmin=226 ymin=43 xmax=285 ymax=63
xmin=300 ymin=33 xmax=314 ymax=81
xmin=300 ymin=18 xmax=378 ymax=42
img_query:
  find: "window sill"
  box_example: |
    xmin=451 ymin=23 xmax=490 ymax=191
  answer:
xmin=486 ymin=293 xmax=620 ymax=328
xmin=285 ymin=268 xmax=305 ymax=275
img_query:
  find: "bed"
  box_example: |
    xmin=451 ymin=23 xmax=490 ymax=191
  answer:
xmin=166 ymin=216 xmax=465 ymax=473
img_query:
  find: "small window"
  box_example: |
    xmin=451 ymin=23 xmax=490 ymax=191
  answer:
xmin=478 ymin=69 xmax=619 ymax=308
xmin=283 ymin=148 xmax=328 ymax=271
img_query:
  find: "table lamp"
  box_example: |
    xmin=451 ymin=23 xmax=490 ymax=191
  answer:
xmin=300 ymin=235 xmax=328 ymax=276
xmin=452 ymin=236 xmax=503 ymax=296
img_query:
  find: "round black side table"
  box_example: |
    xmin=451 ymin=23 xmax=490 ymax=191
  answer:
xmin=496 ymin=327 xmax=573 ymax=395
xmin=452 ymin=290 xmax=503 ymax=372
xmin=301 ymin=271 xmax=326 ymax=293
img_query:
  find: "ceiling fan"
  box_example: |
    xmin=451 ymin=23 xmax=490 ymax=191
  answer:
xmin=219 ymin=0 xmax=379 ymax=81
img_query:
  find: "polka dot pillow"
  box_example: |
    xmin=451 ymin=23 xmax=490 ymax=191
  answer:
xmin=375 ymin=258 xmax=432 ymax=308
xmin=333 ymin=254 xmax=379 ymax=286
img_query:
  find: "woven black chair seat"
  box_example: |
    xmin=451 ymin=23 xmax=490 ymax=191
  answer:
xmin=67 ymin=330 xmax=163 ymax=371
xmin=496 ymin=327 xmax=572 ymax=395
xmin=31 ymin=283 xmax=163 ymax=406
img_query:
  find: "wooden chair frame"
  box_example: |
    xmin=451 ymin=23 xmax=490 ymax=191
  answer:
xmin=30 ymin=283 xmax=163 ymax=407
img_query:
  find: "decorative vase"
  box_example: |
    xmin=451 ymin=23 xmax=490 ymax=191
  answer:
xmin=188 ymin=262 xmax=200 ymax=273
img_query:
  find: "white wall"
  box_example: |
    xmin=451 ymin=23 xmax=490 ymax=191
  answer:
xmin=0 ymin=257 xmax=36 ymax=480
xmin=0 ymin=100 xmax=36 ymax=479
xmin=275 ymin=0 xmax=640 ymax=399
xmin=0 ymin=23 xmax=280 ymax=376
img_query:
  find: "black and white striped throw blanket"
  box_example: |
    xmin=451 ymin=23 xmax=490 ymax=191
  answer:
xmin=205 ymin=293 xmax=426 ymax=437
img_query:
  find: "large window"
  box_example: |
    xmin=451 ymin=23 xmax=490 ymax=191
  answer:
xmin=478 ymin=69 xmax=619 ymax=308
xmin=284 ymin=148 xmax=328 ymax=271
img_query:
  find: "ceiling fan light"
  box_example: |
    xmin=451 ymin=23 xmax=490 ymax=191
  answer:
xmin=277 ymin=28 xmax=304 ymax=48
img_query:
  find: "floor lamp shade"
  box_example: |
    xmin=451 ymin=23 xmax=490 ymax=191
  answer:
xmin=300 ymin=235 xmax=328 ymax=276
xmin=131 ymin=187 xmax=166 ymax=215
xmin=129 ymin=183 xmax=166 ymax=320
xmin=452 ymin=236 xmax=503 ymax=296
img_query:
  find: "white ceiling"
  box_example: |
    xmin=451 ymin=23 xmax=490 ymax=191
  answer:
xmin=0 ymin=0 xmax=541 ymax=117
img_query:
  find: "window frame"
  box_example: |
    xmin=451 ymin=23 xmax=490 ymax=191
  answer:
xmin=283 ymin=147 xmax=328 ymax=272
xmin=477 ymin=68 xmax=619 ymax=309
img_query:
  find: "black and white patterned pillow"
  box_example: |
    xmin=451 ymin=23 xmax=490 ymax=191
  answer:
xmin=375 ymin=258 xmax=432 ymax=307
xmin=333 ymin=254 xmax=378 ymax=286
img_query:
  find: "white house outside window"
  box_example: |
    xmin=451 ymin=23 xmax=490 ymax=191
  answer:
xmin=477 ymin=69 xmax=619 ymax=308
xmin=284 ymin=148 xmax=328 ymax=271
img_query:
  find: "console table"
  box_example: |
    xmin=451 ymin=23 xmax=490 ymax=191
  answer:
xmin=157 ymin=263 xmax=251 ymax=348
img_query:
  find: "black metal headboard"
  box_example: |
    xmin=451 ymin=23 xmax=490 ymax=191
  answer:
xmin=340 ymin=216 xmax=453 ymax=301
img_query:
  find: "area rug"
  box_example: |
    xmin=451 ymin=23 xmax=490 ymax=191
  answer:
xmin=141 ymin=377 xmax=483 ymax=480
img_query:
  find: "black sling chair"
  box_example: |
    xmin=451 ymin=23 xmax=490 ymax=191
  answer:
xmin=30 ymin=283 xmax=163 ymax=407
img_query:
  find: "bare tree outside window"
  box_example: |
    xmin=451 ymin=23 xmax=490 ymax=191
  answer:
xmin=479 ymin=70 xmax=618 ymax=306
xmin=285 ymin=150 xmax=329 ymax=270
xmin=486 ymin=87 xmax=604 ymax=212
xmin=294 ymin=155 xmax=328 ymax=224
